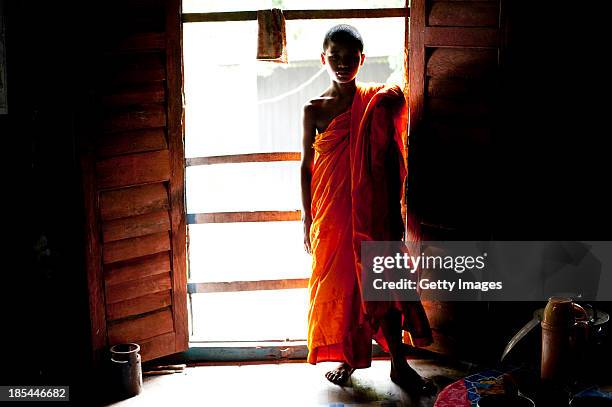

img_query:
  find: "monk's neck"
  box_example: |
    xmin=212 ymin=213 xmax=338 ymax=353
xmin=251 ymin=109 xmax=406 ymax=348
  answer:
xmin=329 ymin=80 xmax=357 ymax=99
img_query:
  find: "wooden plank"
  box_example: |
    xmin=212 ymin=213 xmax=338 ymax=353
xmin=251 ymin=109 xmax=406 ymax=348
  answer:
xmin=187 ymin=210 xmax=301 ymax=224
xmin=79 ymin=124 xmax=107 ymax=366
xmin=103 ymin=231 xmax=171 ymax=264
xmin=188 ymin=278 xmax=309 ymax=294
xmin=183 ymin=8 xmax=408 ymax=23
xmin=102 ymin=210 xmax=171 ymax=242
xmin=402 ymin=0 xmax=409 ymax=243
xmin=96 ymin=128 xmax=167 ymax=158
xmin=100 ymin=183 xmax=169 ymax=221
xmin=426 ymin=48 xmax=497 ymax=79
xmin=424 ymin=27 xmax=498 ymax=48
xmin=166 ymin=0 xmax=189 ymax=354
xmin=108 ymin=308 xmax=174 ymax=344
xmin=409 ymin=0 xmax=426 ymax=132
xmin=183 ymin=10 xmax=256 ymax=22
xmin=106 ymin=32 xmax=166 ymax=53
xmin=285 ymin=8 xmax=407 ymax=19
xmin=105 ymin=52 xmax=165 ymax=85
xmin=428 ymin=2 xmax=498 ymax=27
xmin=106 ymin=273 xmax=172 ymax=304
xmin=139 ymin=332 xmax=176 ymax=362
xmin=186 ymin=152 xmax=301 ymax=167
xmin=96 ymin=149 xmax=171 ymax=189
xmin=107 ymin=290 xmax=172 ymax=321
xmin=101 ymin=82 xmax=165 ymax=108
xmin=105 ymin=252 xmax=172 ymax=287
xmin=427 ymin=77 xmax=496 ymax=99
xmin=403 ymin=0 xmax=410 ymax=99
xmin=103 ymin=103 xmax=166 ymax=133
xmin=407 ymin=0 xmax=426 ymax=243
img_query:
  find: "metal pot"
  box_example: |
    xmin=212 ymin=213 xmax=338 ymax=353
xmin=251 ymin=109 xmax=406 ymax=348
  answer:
xmin=502 ymin=303 xmax=609 ymax=362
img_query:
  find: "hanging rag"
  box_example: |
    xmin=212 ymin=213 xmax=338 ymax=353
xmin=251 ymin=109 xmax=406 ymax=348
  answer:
xmin=256 ymin=8 xmax=287 ymax=63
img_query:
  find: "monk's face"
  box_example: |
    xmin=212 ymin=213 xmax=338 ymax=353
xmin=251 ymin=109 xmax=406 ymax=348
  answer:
xmin=321 ymin=40 xmax=365 ymax=84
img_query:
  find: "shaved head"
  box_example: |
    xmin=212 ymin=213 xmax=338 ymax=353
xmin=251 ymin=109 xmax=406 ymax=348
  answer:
xmin=322 ymin=24 xmax=364 ymax=53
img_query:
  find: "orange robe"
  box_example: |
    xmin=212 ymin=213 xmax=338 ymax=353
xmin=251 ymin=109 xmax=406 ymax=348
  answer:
xmin=307 ymin=83 xmax=432 ymax=368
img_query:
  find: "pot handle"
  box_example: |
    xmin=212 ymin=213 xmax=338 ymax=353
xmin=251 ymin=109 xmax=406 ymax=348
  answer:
xmin=581 ymin=303 xmax=597 ymax=323
xmin=571 ymin=303 xmax=590 ymax=349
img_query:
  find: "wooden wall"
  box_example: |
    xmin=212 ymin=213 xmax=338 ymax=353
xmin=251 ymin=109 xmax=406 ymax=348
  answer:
xmin=409 ymin=0 xmax=501 ymax=239
xmin=81 ymin=0 xmax=187 ymax=364
xmin=409 ymin=0 xmax=504 ymax=359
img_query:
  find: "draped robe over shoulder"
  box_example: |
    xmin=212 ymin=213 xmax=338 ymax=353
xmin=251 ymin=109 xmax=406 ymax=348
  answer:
xmin=307 ymin=83 xmax=432 ymax=368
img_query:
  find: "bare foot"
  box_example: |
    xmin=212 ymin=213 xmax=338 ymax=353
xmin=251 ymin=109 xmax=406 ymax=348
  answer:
xmin=325 ymin=363 xmax=355 ymax=386
xmin=390 ymin=361 xmax=436 ymax=395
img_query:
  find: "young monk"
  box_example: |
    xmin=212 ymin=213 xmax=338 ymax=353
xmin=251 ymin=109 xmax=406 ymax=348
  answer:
xmin=300 ymin=24 xmax=434 ymax=393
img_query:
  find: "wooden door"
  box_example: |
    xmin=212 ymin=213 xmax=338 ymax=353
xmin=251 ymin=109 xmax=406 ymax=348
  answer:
xmin=408 ymin=0 xmax=503 ymax=240
xmin=408 ymin=0 xmax=506 ymax=359
xmin=80 ymin=0 xmax=187 ymax=364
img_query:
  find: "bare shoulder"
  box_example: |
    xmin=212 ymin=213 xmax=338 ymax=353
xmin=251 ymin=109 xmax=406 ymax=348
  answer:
xmin=303 ymin=97 xmax=328 ymax=121
xmin=303 ymin=99 xmax=316 ymax=114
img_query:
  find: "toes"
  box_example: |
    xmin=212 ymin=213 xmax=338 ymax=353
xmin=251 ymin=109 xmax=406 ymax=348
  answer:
xmin=325 ymin=365 xmax=354 ymax=385
xmin=325 ymin=370 xmax=344 ymax=384
xmin=325 ymin=370 xmax=338 ymax=383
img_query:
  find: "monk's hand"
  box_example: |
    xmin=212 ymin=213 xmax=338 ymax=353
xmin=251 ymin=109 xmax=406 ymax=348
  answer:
xmin=302 ymin=215 xmax=312 ymax=254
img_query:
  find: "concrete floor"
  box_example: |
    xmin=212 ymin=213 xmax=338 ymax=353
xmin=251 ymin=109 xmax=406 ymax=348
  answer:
xmin=106 ymin=359 xmax=472 ymax=407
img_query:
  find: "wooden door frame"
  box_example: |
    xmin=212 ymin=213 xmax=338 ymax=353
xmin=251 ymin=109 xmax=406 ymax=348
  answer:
xmin=180 ymin=5 xmax=411 ymax=360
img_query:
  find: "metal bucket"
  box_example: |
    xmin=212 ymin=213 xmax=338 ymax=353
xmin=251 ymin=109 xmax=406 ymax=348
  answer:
xmin=110 ymin=343 xmax=142 ymax=398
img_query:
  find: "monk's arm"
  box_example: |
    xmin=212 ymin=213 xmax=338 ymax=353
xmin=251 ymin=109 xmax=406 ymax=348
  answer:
xmin=300 ymin=104 xmax=316 ymax=254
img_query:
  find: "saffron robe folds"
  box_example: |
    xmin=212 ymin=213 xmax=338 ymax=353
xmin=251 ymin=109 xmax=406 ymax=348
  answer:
xmin=307 ymin=83 xmax=432 ymax=368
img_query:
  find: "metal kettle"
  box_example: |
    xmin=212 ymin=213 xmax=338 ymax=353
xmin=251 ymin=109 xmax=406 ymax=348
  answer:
xmin=501 ymin=296 xmax=609 ymax=385
xmin=540 ymin=297 xmax=590 ymax=384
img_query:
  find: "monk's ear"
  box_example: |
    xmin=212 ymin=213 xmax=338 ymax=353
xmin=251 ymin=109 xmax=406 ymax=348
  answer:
xmin=320 ymin=52 xmax=326 ymax=65
xmin=360 ymin=53 xmax=366 ymax=66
